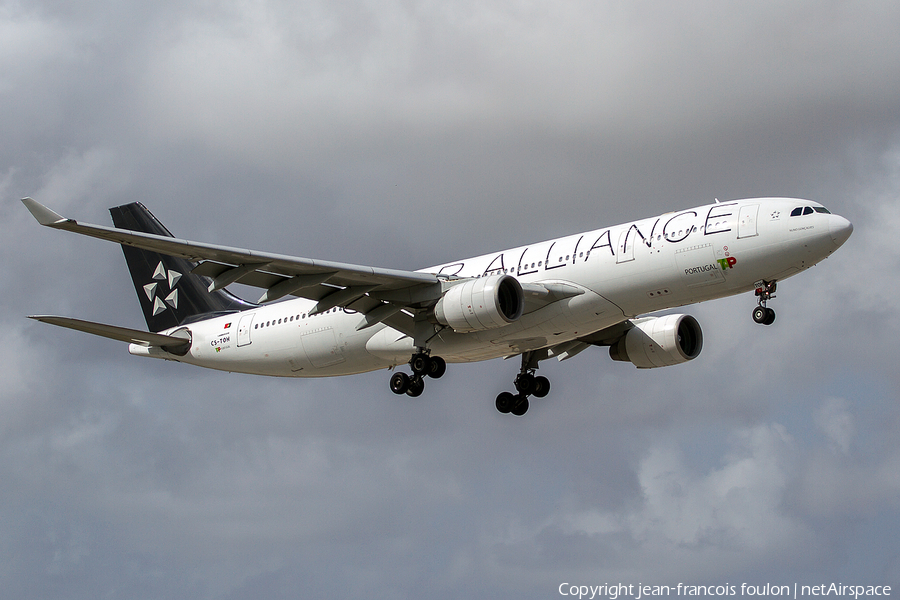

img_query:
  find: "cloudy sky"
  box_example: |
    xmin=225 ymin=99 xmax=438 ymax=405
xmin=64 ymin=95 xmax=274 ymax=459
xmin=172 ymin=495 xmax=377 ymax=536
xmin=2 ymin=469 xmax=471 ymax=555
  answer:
xmin=2 ymin=1 xmax=900 ymax=598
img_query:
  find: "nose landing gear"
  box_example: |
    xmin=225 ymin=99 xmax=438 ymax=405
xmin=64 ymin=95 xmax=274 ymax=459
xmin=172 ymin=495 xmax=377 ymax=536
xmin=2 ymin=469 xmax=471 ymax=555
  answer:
xmin=752 ymin=280 xmax=777 ymax=325
xmin=389 ymin=351 xmax=446 ymax=397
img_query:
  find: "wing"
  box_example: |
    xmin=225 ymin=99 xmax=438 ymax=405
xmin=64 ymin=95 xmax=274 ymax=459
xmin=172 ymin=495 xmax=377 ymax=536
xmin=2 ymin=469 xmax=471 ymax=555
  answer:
xmin=23 ymin=198 xmax=589 ymax=339
xmin=22 ymin=198 xmax=443 ymax=324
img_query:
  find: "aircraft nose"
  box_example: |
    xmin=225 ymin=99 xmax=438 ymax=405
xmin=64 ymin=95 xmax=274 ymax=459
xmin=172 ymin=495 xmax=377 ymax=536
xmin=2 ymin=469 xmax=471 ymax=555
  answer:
xmin=829 ymin=215 xmax=853 ymax=248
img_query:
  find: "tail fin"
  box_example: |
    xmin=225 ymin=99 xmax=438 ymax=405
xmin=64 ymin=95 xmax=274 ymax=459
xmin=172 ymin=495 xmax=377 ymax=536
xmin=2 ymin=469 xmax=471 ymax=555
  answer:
xmin=110 ymin=203 xmax=256 ymax=332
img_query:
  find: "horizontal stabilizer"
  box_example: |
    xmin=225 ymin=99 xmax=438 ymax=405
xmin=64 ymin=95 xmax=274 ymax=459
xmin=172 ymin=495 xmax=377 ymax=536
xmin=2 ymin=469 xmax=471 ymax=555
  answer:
xmin=28 ymin=316 xmax=191 ymax=354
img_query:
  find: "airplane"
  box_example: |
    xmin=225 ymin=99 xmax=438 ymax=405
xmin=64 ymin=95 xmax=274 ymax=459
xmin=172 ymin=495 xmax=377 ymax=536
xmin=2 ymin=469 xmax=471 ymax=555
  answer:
xmin=22 ymin=196 xmax=852 ymax=416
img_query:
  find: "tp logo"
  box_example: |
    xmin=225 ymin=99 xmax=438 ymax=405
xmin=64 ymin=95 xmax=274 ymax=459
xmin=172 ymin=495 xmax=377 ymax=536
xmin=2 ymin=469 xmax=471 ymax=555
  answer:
xmin=717 ymin=257 xmax=737 ymax=270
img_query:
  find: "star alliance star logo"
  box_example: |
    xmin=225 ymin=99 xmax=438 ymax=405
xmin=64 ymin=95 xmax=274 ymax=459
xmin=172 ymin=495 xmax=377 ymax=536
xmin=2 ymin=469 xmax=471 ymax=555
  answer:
xmin=143 ymin=261 xmax=181 ymax=316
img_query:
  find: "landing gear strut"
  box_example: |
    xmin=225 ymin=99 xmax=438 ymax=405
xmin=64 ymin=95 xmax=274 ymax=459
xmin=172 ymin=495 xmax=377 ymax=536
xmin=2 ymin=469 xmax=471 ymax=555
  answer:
xmin=752 ymin=280 xmax=777 ymax=325
xmin=495 ymin=351 xmax=551 ymax=416
xmin=389 ymin=351 xmax=446 ymax=397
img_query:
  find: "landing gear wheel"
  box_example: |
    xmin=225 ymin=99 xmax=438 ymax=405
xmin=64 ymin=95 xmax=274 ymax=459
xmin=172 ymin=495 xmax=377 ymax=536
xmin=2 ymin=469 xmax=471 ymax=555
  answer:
xmin=532 ymin=376 xmax=550 ymax=398
xmin=752 ymin=306 xmax=768 ymax=324
xmin=390 ymin=372 xmax=410 ymax=395
xmin=427 ymin=356 xmax=446 ymax=379
xmin=753 ymin=280 xmax=778 ymax=325
xmin=510 ymin=395 xmax=529 ymax=416
xmin=514 ymin=373 xmax=535 ymax=395
xmin=410 ymin=354 xmax=430 ymax=376
xmin=497 ymin=350 xmax=552 ymax=416
xmin=406 ymin=376 xmax=425 ymax=397
xmin=495 ymin=391 xmax=515 ymax=414
xmin=752 ymin=306 xmax=776 ymax=325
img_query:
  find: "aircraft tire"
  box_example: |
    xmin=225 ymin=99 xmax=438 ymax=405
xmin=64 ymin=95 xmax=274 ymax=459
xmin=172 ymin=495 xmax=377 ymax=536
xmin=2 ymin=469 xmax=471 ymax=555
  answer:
xmin=532 ymin=376 xmax=550 ymax=398
xmin=427 ymin=356 xmax=446 ymax=379
xmin=495 ymin=392 xmax=514 ymax=414
xmin=752 ymin=306 xmax=768 ymax=324
xmin=406 ymin=377 xmax=425 ymax=397
xmin=764 ymin=307 xmax=776 ymax=325
xmin=410 ymin=354 xmax=430 ymax=376
xmin=390 ymin=372 xmax=410 ymax=395
xmin=510 ymin=395 xmax=529 ymax=416
xmin=514 ymin=373 xmax=535 ymax=395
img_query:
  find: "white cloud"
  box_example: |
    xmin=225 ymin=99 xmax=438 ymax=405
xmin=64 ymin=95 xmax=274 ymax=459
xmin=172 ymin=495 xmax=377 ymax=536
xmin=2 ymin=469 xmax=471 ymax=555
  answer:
xmin=0 ymin=166 xmax=14 ymax=201
xmin=134 ymin=1 xmax=900 ymax=166
xmin=0 ymin=4 xmax=71 ymax=94
xmin=535 ymin=424 xmax=815 ymax=579
xmin=631 ymin=425 xmax=799 ymax=549
xmin=815 ymin=397 xmax=856 ymax=455
xmin=35 ymin=147 xmax=129 ymax=210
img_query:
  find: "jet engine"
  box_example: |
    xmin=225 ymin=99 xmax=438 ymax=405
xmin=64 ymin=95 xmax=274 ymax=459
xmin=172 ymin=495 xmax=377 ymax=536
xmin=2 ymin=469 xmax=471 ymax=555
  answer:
xmin=609 ymin=314 xmax=702 ymax=368
xmin=434 ymin=275 xmax=524 ymax=332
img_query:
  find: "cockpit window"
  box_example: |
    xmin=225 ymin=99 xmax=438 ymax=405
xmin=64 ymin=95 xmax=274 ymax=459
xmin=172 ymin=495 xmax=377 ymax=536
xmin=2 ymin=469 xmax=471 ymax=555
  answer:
xmin=791 ymin=205 xmax=829 ymax=216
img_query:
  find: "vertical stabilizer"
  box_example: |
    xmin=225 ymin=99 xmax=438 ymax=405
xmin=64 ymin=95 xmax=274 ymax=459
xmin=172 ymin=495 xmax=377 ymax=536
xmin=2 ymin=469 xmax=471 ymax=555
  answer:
xmin=109 ymin=203 xmax=256 ymax=332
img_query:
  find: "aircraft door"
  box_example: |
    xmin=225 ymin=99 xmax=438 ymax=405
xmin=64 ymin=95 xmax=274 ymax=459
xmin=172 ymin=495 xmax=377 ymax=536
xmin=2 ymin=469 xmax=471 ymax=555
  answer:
xmin=616 ymin=228 xmax=635 ymax=263
xmin=237 ymin=313 xmax=255 ymax=347
xmin=738 ymin=204 xmax=759 ymax=239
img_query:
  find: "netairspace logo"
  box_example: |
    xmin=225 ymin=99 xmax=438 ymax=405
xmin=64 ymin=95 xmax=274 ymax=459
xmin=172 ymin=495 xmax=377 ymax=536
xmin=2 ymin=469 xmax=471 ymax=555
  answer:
xmin=557 ymin=582 xmax=892 ymax=600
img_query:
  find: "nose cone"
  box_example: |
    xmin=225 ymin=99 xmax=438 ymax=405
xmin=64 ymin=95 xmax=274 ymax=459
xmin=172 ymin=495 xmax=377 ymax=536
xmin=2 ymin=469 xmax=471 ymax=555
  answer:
xmin=829 ymin=215 xmax=853 ymax=248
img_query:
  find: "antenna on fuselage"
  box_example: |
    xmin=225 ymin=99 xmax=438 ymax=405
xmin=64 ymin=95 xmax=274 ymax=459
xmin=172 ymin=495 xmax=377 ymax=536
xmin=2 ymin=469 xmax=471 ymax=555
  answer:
xmin=715 ymin=198 xmax=720 ymax=203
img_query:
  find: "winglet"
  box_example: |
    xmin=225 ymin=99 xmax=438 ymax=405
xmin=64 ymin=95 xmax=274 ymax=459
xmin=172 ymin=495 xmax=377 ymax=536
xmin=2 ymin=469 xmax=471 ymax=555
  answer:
xmin=21 ymin=197 xmax=68 ymax=226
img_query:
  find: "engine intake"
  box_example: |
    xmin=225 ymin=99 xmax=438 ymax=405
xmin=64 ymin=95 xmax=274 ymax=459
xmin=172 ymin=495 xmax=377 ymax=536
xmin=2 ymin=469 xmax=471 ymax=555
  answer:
xmin=434 ymin=275 xmax=524 ymax=332
xmin=609 ymin=314 xmax=702 ymax=368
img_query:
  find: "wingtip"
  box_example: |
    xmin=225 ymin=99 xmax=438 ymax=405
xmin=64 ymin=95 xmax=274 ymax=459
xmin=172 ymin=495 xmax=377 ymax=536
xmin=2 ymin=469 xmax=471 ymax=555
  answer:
xmin=27 ymin=315 xmax=62 ymax=324
xmin=21 ymin=197 xmax=67 ymax=226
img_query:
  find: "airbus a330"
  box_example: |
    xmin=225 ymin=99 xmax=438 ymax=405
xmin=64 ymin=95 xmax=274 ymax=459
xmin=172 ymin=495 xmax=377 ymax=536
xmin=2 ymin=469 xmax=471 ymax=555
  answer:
xmin=22 ymin=196 xmax=852 ymax=416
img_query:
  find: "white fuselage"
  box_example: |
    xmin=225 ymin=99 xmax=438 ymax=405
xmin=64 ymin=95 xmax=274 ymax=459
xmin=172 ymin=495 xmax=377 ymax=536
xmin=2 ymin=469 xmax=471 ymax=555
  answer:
xmin=132 ymin=198 xmax=852 ymax=377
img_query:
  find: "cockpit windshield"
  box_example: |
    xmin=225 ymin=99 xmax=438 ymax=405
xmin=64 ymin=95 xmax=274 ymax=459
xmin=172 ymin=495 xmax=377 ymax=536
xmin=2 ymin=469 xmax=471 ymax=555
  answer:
xmin=790 ymin=205 xmax=831 ymax=216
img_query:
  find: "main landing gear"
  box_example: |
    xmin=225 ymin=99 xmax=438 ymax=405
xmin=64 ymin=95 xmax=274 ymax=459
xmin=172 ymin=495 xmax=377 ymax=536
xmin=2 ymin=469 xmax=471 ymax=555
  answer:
xmin=389 ymin=351 xmax=446 ymax=397
xmin=752 ymin=280 xmax=777 ymax=325
xmin=495 ymin=351 xmax=551 ymax=417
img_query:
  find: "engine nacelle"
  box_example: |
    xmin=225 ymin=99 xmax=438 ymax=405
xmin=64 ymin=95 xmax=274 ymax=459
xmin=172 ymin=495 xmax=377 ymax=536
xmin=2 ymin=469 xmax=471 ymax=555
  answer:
xmin=434 ymin=275 xmax=524 ymax=332
xmin=609 ymin=314 xmax=702 ymax=368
